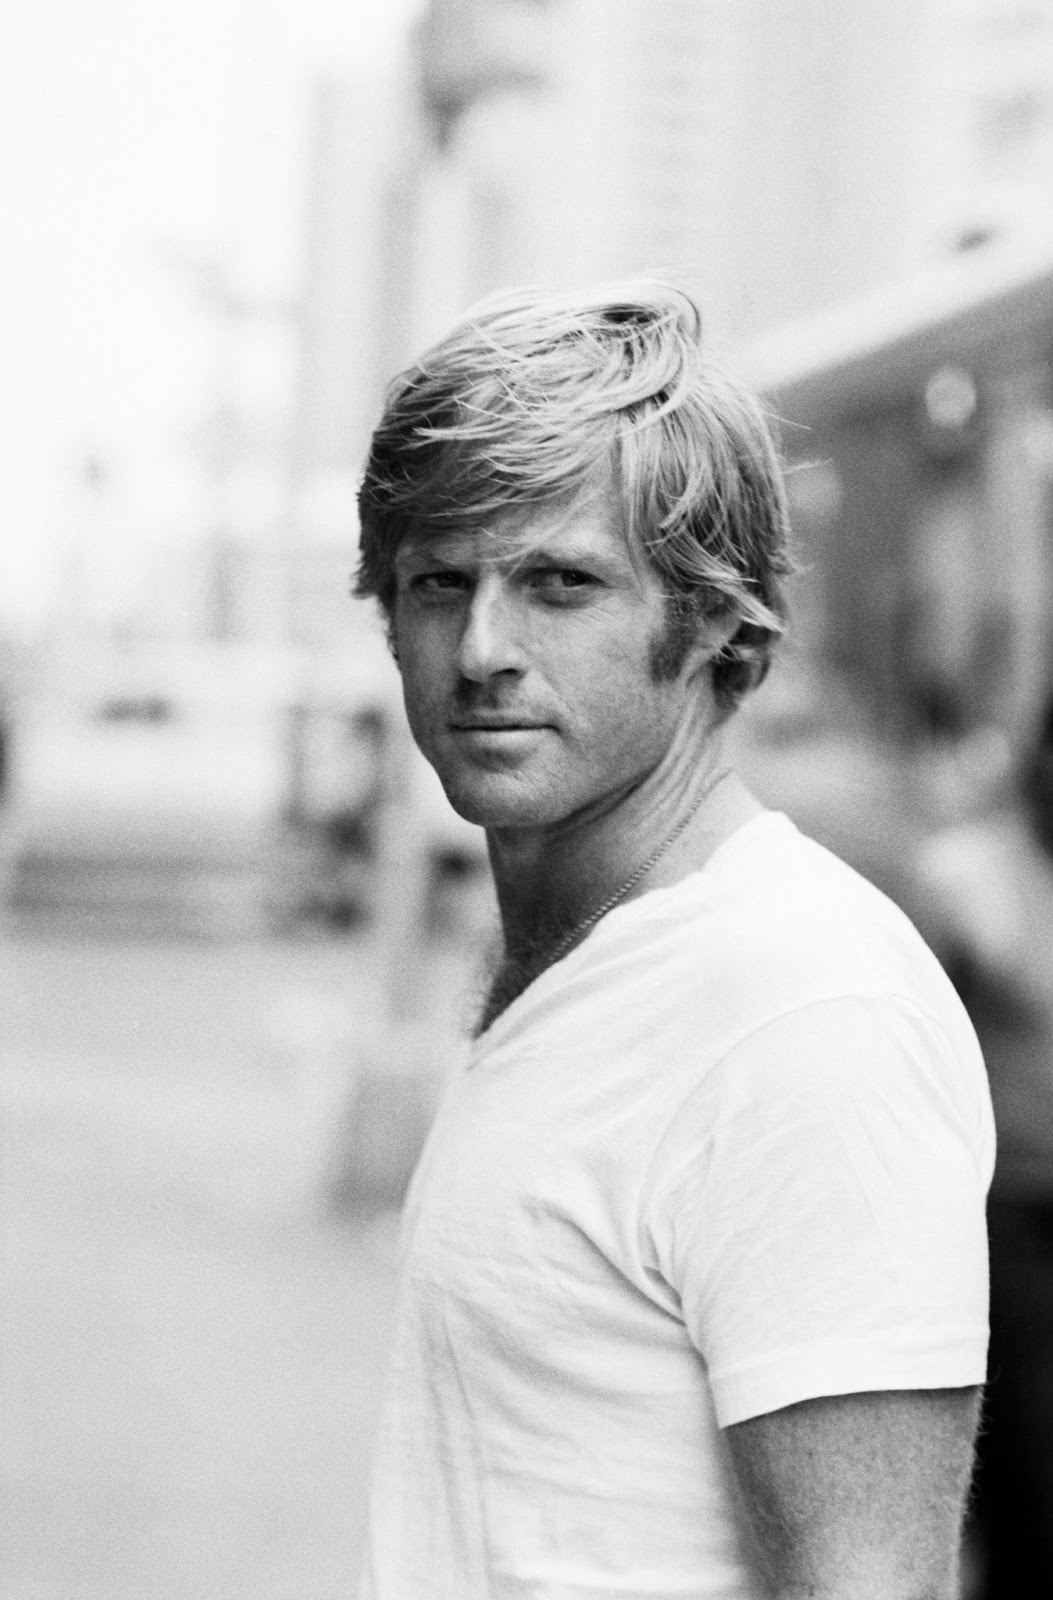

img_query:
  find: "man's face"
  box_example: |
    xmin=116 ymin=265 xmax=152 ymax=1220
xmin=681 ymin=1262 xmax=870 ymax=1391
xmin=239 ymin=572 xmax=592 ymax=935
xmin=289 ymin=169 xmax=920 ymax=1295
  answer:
xmin=391 ymin=496 xmax=712 ymax=832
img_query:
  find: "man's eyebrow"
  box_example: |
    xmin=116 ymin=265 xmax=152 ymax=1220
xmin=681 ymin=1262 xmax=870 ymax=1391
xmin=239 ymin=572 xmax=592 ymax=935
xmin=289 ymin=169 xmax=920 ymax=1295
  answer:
xmin=519 ymin=541 xmax=614 ymax=564
xmin=515 ymin=540 xmax=632 ymax=576
xmin=394 ymin=534 xmax=632 ymax=576
xmin=394 ymin=542 xmax=464 ymax=571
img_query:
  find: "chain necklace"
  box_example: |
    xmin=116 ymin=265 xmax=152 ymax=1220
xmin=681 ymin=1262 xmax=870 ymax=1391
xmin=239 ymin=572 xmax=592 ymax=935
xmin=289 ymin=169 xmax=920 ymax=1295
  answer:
xmin=547 ymin=766 xmax=732 ymax=967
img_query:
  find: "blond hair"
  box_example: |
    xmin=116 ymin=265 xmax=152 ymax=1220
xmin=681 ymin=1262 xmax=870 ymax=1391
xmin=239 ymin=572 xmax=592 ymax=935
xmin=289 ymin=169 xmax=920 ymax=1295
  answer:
xmin=355 ymin=281 xmax=793 ymax=710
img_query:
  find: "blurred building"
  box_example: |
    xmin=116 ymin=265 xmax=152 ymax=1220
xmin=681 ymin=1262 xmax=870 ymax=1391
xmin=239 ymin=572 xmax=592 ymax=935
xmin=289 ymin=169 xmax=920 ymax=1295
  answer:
xmin=737 ymin=237 xmax=1053 ymax=767
xmin=276 ymin=0 xmax=1053 ymax=663
xmin=284 ymin=68 xmax=426 ymax=659
xmin=397 ymin=0 xmax=1053 ymax=345
xmin=925 ymin=0 xmax=1053 ymax=253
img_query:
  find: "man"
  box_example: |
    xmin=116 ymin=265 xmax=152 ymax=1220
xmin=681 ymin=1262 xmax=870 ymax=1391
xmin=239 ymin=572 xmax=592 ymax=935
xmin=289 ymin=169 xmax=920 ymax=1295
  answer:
xmin=354 ymin=283 xmax=993 ymax=1599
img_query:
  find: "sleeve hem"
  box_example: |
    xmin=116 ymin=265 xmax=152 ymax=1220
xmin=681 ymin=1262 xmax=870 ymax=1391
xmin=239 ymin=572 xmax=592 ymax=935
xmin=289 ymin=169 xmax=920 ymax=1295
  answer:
xmin=711 ymin=1329 xmax=989 ymax=1428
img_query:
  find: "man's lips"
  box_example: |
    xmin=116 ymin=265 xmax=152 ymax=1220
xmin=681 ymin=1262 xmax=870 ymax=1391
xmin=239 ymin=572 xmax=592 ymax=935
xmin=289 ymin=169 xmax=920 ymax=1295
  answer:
xmin=449 ymin=715 xmax=550 ymax=731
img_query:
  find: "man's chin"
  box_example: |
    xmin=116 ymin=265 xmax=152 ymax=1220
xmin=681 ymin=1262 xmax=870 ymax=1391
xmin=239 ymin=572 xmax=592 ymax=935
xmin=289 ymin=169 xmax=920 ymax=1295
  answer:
xmin=435 ymin=769 xmax=561 ymax=831
xmin=441 ymin=787 xmax=537 ymax=831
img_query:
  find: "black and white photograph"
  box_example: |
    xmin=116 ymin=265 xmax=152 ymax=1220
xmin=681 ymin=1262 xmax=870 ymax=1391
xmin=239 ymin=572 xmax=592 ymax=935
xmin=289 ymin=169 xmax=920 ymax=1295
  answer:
xmin=4 ymin=3 xmax=1053 ymax=1597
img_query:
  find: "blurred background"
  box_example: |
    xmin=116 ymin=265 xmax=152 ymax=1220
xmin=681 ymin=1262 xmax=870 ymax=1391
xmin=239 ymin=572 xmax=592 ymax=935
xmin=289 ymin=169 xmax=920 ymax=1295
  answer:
xmin=3 ymin=1 xmax=1053 ymax=1595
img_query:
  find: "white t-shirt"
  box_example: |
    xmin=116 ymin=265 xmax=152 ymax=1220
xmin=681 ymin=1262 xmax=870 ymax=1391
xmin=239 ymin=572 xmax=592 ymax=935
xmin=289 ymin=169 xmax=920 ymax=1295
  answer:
xmin=360 ymin=813 xmax=994 ymax=1600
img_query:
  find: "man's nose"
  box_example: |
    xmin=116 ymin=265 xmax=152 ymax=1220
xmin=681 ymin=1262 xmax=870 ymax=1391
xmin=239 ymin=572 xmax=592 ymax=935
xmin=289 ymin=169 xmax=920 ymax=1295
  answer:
xmin=457 ymin=579 xmax=526 ymax=682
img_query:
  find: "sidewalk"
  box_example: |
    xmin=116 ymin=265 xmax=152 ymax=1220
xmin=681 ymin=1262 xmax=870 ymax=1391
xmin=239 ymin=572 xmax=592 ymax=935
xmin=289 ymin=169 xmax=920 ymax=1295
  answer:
xmin=1 ymin=931 xmax=453 ymax=1600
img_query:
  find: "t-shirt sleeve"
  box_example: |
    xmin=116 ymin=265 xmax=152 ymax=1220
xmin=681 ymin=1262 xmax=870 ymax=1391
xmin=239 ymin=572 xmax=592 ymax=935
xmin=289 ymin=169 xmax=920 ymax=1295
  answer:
xmin=644 ymin=995 xmax=993 ymax=1428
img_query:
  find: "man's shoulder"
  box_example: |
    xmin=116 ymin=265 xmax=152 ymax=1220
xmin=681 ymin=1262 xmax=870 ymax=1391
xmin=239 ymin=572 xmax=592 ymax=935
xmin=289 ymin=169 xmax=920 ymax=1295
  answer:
xmin=695 ymin=808 xmax=901 ymax=903
xmin=678 ymin=811 xmax=928 ymax=968
xmin=661 ymin=813 xmax=973 ymax=1062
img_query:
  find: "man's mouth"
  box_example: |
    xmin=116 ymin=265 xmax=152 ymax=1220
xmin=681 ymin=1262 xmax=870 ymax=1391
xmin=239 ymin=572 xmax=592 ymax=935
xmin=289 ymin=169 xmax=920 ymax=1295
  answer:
xmin=449 ymin=716 xmax=548 ymax=732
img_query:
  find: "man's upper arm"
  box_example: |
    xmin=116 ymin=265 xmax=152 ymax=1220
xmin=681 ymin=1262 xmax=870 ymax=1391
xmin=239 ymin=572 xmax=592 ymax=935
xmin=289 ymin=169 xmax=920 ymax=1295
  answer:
xmin=649 ymin=996 xmax=991 ymax=1427
xmin=724 ymin=1386 xmax=981 ymax=1600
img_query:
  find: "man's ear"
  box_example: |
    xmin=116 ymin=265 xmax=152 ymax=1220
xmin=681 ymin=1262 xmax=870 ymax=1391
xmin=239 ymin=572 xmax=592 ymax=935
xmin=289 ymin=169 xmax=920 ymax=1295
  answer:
xmin=684 ymin=609 xmax=738 ymax=680
xmin=700 ymin=609 xmax=739 ymax=657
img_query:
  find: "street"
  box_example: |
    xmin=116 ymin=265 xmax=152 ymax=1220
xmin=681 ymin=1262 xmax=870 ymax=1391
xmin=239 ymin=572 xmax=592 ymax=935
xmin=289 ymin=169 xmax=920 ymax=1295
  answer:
xmin=0 ymin=929 xmax=452 ymax=1600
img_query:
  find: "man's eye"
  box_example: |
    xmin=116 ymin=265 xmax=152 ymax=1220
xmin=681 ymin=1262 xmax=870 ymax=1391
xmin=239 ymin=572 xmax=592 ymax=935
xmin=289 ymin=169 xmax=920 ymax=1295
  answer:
xmin=532 ymin=569 xmax=594 ymax=593
xmin=413 ymin=571 xmax=468 ymax=597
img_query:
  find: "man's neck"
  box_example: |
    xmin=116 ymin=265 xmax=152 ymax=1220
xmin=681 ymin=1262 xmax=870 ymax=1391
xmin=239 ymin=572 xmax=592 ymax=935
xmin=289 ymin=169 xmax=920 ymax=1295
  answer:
xmin=476 ymin=761 xmax=763 ymax=1035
